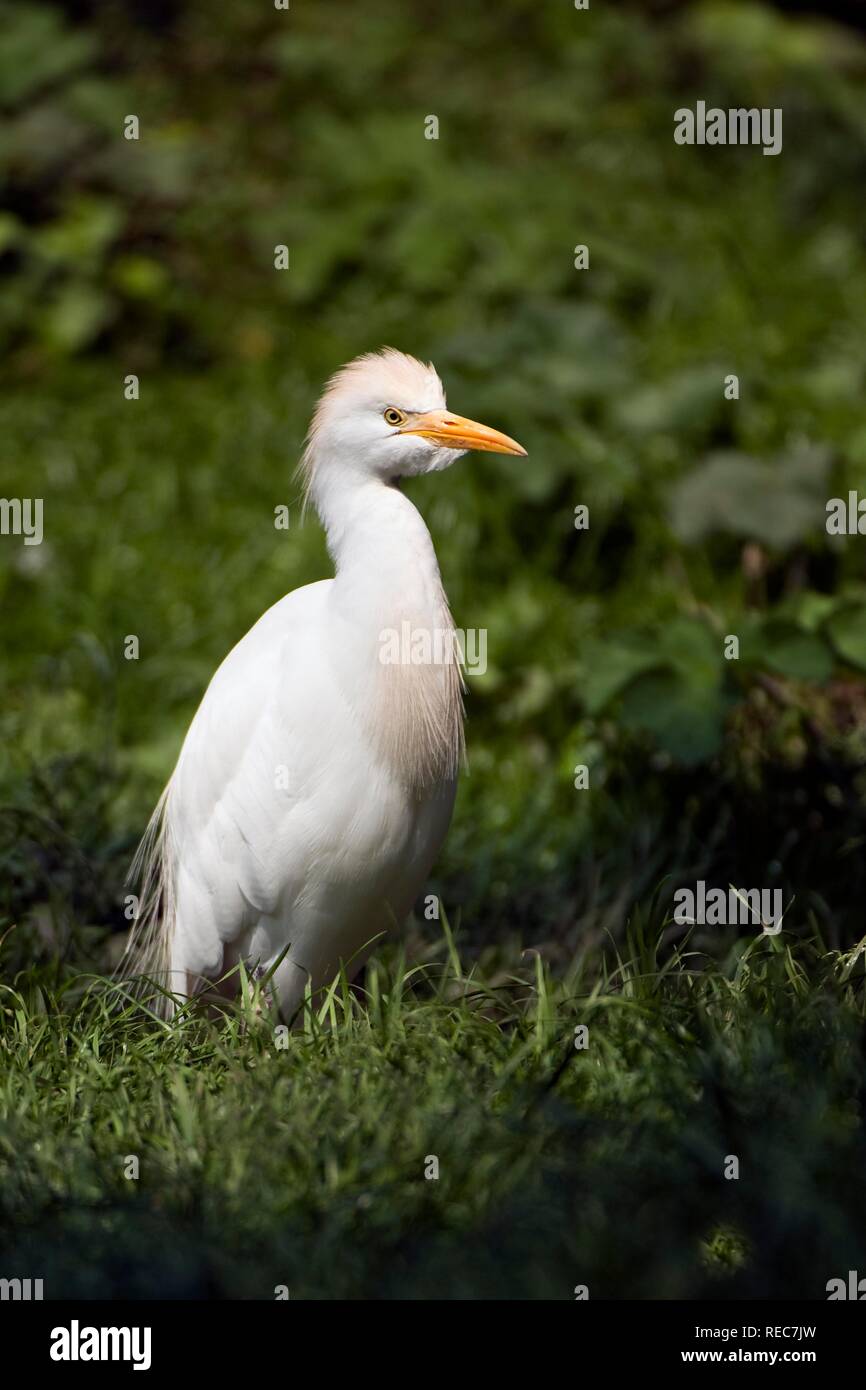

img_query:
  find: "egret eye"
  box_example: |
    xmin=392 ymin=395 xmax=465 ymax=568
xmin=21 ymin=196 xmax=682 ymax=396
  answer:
xmin=384 ymin=408 xmax=405 ymax=427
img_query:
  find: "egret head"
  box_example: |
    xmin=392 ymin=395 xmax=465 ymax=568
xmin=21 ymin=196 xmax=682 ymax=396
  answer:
xmin=301 ymin=347 xmax=526 ymax=502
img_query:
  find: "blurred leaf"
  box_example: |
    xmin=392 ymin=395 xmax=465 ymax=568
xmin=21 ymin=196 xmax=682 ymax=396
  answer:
xmin=0 ymin=3 xmax=95 ymax=109
xmin=614 ymin=365 xmax=725 ymax=435
xmin=579 ymin=637 xmax=665 ymax=716
xmin=38 ymin=284 xmax=112 ymax=352
xmin=668 ymin=445 xmax=831 ymax=549
xmin=777 ymin=591 xmax=839 ymax=633
xmin=757 ymin=621 xmax=834 ymax=682
xmin=0 ymin=211 xmax=21 ymax=252
xmin=33 ymin=197 xmax=122 ymax=266
xmin=579 ymin=615 xmax=729 ymax=765
xmin=619 ymin=667 xmax=729 ymax=765
xmin=111 ymin=255 xmax=169 ymax=301
xmin=826 ymin=604 xmax=866 ymax=672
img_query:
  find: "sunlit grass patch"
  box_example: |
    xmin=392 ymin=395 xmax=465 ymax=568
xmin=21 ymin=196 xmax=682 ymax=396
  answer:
xmin=1 ymin=915 xmax=865 ymax=1298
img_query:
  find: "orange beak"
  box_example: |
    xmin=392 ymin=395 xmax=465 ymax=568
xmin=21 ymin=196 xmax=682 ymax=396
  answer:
xmin=399 ymin=409 xmax=527 ymax=456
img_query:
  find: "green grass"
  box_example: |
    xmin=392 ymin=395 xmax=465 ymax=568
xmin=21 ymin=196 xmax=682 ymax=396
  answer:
xmin=2 ymin=913 xmax=866 ymax=1299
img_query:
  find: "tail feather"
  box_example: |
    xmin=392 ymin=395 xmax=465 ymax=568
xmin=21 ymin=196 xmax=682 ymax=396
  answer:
xmin=116 ymin=782 xmax=177 ymax=1017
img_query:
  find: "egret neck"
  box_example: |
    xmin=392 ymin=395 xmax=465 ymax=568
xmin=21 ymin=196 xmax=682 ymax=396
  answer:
xmin=313 ymin=470 xmax=463 ymax=793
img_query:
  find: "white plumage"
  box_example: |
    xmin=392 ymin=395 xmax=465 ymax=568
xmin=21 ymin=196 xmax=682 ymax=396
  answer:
xmin=123 ymin=349 xmax=526 ymax=1020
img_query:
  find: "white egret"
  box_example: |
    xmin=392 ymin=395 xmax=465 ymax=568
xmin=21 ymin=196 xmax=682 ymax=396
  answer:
xmin=123 ymin=348 xmax=526 ymax=1019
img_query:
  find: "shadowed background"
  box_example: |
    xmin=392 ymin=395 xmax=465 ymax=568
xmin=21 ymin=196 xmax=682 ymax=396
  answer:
xmin=3 ymin=0 xmax=866 ymax=966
